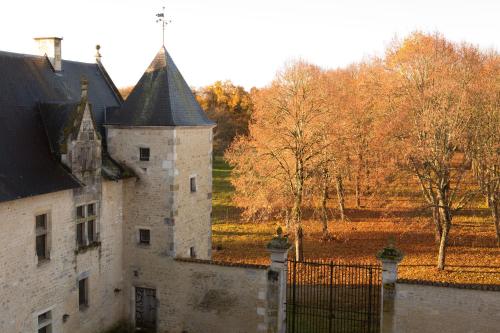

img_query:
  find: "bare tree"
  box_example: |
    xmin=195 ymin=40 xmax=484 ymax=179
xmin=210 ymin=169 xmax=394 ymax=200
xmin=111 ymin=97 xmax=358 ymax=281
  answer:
xmin=226 ymin=61 xmax=328 ymax=260
xmin=468 ymin=52 xmax=500 ymax=246
xmin=387 ymin=32 xmax=480 ymax=270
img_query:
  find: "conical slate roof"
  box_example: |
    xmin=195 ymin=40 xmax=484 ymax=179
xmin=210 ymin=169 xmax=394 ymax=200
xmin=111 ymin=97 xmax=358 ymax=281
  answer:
xmin=107 ymin=46 xmax=214 ymax=127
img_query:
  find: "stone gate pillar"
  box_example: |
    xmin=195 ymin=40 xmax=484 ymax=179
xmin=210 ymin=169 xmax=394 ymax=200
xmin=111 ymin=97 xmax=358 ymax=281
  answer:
xmin=377 ymin=240 xmax=403 ymax=333
xmin=267 ymin=228 xmax=291 ymax=333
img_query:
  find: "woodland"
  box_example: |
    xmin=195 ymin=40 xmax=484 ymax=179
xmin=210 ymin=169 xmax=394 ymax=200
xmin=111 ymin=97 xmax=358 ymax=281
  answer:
xmin=122 ymin=32 xmax=500 ymax=281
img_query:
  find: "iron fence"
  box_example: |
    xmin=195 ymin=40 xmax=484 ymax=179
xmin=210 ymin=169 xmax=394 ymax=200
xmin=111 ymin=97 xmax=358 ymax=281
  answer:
xmin=286 ymin=259 xmax=381 ymax=333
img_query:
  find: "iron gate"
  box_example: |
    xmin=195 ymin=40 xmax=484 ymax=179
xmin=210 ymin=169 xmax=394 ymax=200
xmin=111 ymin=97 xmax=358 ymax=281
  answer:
xmin=286 ymin=259 xmax=381 ymax=333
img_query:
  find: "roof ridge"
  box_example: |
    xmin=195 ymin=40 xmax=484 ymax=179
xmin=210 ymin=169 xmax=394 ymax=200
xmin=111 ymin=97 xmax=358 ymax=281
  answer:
xmin=0 ymin=50 xmax=102 ymax=67
xmin=0 ymin=50 xmax=46 ymax=59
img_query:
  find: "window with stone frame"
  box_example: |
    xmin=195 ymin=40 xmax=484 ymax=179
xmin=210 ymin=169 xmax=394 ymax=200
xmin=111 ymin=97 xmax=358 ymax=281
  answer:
xmin=35 ymin=214 xmax=50 ymax=262
xmin=76 ymin=203 xmax=98 ymax=248
xmin=37 ymin=310 xmax=52 ymax=333
xmin=138 ymin=228 xmax=151 ymax=245
xmin=78 ymin=277 xmax=89 ymax=310
xmin=139 ymin=147 xmax=150 ymax=161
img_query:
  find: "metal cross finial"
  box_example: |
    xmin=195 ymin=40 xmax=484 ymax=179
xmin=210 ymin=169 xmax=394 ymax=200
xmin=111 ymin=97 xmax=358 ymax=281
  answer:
xmin=156 ymin=6 xmax=171 ymax=46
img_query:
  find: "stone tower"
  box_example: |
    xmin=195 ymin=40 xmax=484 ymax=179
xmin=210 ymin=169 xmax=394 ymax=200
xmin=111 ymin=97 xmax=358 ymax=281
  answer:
xmin=106 ymin=47 xmax=214 ymax=328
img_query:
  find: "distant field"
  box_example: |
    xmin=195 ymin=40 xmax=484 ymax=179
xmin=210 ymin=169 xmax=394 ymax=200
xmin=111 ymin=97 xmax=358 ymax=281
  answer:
xmin=211 ymin=156 xmax=500 ymax=285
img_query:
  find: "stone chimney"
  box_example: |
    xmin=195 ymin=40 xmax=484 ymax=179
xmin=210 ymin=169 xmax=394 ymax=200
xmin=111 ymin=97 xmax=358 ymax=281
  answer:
xmin=34 ymin=37 xmax=63 ymax=72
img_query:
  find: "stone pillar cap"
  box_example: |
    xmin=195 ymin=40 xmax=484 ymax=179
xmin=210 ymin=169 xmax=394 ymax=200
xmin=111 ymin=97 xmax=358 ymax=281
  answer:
xmin=267 ymin=227 xmax=291 ymax=251
xmin=377 ymin=237 xmax=403 ymax=262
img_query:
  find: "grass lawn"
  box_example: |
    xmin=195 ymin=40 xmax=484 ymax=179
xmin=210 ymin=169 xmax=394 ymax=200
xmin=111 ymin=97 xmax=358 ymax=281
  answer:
xmin=211 ymin=156 xmax=500 ymax=285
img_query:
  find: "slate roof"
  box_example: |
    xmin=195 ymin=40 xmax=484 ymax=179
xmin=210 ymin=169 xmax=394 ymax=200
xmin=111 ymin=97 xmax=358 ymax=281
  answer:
xmin=39 ymin=102 xmax=84 ymax=155
xmin=0 ymin=50 xmax=123 ymax=203
xmin=101 ymin=153 xmax=136 ymax=181
xmin=107 ymin=46 xmax=214 ymax=127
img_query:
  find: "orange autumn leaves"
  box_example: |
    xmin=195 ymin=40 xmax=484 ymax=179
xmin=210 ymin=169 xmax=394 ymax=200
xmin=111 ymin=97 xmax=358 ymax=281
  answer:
xmin=225 ymin=32 xmax=500 ymax=270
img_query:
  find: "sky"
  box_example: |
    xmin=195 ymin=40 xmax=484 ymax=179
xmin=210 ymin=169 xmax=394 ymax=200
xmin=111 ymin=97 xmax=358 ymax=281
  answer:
xmin=0 ymin=0 xmax=498 ymax=90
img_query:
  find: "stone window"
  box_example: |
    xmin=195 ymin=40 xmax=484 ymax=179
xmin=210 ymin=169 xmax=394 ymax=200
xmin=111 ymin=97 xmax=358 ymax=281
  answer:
xmin=139 ymin=147 xmax=150 ymax=161
xmin=190 ymin=246 xmax=196 ymax=258
xmin=139 ymin=229 xmax=151 ymax=245
xmin=35 ymin=214 xmax=49 ymax=262
xmin=76 ymin=203 xmax=98 ymax=249
xmin=78 ymin=277 xmax=89 ymax=309
xmin=37 ymin=310 xmax=52 ymax=333
xmin=87 ymin=219 xmax=96 ymax=243
xmin=190 ymin=176 xmax=197 ymax=193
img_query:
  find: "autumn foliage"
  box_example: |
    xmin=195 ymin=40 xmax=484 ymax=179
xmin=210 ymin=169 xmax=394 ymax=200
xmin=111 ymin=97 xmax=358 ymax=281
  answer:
xmin=194 ymin=81 xmax=253 ymax=154
xmin=225 ymin=32 xmax=500 ymax=270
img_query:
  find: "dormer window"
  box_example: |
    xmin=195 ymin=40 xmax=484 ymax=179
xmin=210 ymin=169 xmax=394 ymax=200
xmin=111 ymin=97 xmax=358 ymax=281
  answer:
xmin=140 ymin=148 xmax=150 ymax=161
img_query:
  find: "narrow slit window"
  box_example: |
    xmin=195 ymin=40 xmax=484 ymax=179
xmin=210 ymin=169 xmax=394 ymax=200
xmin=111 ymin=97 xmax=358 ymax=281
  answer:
xmin=190 ymin=176 xmax=197 ymax=193
xmin=35 ymin=214 xmax=49 ymax=261
xmin=139 ymin=147 xmax=150 ymax=161
xmin=190 ymin=246 xmax=196 ymax=258
xmin=78 ymin=278 xmax=88 ymax=309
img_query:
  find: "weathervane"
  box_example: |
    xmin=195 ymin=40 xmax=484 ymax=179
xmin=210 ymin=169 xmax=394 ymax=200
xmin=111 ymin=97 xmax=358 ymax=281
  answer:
xmin=156 ymin=6 xmax=171 ymax=46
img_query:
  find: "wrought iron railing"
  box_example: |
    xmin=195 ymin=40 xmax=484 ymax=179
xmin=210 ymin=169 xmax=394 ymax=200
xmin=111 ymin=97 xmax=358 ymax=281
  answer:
xmin=286 ymin=259 xmax=381 ymax=333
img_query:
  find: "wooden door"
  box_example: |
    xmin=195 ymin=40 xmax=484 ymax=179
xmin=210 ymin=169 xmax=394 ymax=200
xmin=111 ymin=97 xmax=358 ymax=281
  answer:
xmin=135 ymin=287 xmax=157 ymax=332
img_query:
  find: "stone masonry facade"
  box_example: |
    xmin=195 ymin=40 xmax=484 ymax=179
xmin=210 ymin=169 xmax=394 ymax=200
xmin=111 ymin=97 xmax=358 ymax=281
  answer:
xmin=0 ymin=41 xmax=284 ymax=333
xmin=0 ymin=122 xmax=223 ymax=332
xmin=0 ymin=181 xmax=125 ymax=333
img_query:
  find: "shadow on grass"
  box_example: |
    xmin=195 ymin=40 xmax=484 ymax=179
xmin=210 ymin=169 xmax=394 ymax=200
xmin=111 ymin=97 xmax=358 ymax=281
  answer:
xmin=213 ymin=230 xmax=272 ymax=237
xmin=400 ymin=264 xmax=500 ymax=274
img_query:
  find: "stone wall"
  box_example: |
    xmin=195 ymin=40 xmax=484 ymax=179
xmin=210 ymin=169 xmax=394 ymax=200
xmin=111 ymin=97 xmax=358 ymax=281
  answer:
xmin=391 ymin=282 xmax=500 ymax=333
xmin=148 ymin=259 xmax=270 ymax=333
xmin=107 ymin=126 xmax=213 ymax=260
xmin=174 ymin=127 xmax=213 ymax=259
xmin=0 ymin=180 xmax=125 ymax=333
xmin=107 ymin=125 xmax=215 ymax=330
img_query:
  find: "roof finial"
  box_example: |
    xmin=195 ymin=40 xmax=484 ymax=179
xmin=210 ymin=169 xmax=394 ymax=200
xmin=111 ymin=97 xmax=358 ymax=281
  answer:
xmin=95 ymin=44 xmax=102 ymax=63
xmin=156 ymin=6 xmax=171 ymax=46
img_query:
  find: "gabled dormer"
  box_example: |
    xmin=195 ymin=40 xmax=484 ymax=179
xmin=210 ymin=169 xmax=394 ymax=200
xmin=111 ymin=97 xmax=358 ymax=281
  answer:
xmin=40 ymin=77 xmax=102 ymax=182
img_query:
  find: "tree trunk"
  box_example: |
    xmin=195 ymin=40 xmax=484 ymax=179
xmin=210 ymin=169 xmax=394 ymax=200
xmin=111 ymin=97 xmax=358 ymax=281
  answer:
xmin=335 ymin=174 xmax=345 ymax=222
xmin=364 ymin=159 xmax=371 ymax=195
xmin=294 ymin=224 xmax=304 ymax=261
xmin=437 ymin=223 xmax=449 ymax=270
xmin=355 ymin=174 xmax=361 ymax=209
xmin=285 ymin=209 xmax=291 ymax=230
xmin=320 ymin=174 xmax=330 ymax=240
xmin=432 ymin=206 xmax=443 ymax=244
xmin=489 ymin=195 xmax=500 ymax=247
xmin=292 ymin=161 xmax=304 ymax=261
xmin=437 ymin=199 xmax=452 ymax=270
